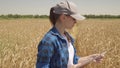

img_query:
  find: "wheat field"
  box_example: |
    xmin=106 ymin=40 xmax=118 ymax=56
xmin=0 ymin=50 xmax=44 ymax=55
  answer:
xmin=0 ymin=18 xmax=120 ymax=68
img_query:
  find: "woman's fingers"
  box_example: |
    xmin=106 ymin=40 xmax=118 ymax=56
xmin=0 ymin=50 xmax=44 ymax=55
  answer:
xmin=90 ymin=54 xmax=102 ymax=60
xmin=93 ymin=58 xmax=103 ymax=63
xmin=91 ymin=54 xmax=104 ymax=63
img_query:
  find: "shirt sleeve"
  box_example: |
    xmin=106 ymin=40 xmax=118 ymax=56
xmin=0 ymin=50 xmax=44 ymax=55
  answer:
xmin=36 ymin=40 xmax=54 ymax=68
xmin=73 ymin=48 xmax=80 ymax=64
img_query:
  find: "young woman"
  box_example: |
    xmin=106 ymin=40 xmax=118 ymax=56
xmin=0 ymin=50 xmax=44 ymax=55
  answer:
xmin=36 ymin=1 xmax=104 ymax=68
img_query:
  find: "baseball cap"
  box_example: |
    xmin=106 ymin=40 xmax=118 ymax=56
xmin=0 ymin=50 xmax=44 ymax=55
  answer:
xmin=53 ymin=1 xmax=85 ymax=20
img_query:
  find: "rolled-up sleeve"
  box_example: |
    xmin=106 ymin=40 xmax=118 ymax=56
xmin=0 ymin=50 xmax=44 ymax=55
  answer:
xmin=36 ymin=40 xmax=54 ymax=68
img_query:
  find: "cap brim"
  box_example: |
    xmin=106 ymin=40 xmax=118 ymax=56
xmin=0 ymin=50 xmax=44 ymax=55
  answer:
xmin=71 ymin=13 xmax=85 ymax=20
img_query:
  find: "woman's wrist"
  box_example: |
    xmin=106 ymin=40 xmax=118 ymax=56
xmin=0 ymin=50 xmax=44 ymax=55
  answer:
xmin=87 ymin=55 xmax=95 ymax=62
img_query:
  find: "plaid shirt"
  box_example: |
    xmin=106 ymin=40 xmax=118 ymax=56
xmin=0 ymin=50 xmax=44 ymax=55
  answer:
xmin=36 ymin=27 xmax=79 ymax=68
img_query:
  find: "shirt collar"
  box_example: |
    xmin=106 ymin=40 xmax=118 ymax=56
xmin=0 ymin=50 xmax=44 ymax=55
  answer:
xmin=50 ymin=26 xmax=64 ymax=39
xmin=50 ymin=26 xmax=74 ymax=43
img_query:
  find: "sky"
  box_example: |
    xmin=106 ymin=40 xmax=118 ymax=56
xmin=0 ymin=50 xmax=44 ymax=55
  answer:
xmin=0 ymin=0 xmax=120 ymax=15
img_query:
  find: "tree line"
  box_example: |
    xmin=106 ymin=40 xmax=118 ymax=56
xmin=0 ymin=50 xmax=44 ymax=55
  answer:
xmin=0 ymin=14 xmax=120 ymax=19
xmin=84 ymin=15 xmax=120 ymax=19
xmin=0 ymin=14 xmax=48 ymax=19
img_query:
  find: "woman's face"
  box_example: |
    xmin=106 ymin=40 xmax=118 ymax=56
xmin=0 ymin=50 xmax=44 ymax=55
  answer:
xmin=64 ymin=15 xmax=76 ymax=29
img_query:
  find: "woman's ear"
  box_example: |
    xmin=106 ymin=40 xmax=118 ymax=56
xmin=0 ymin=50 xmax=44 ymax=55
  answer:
xmin=59 ymin=14 xmax=66 ymax=22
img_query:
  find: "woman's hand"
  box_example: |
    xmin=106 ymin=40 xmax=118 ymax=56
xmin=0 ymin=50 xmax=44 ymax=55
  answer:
xmin=70 ymin=54 xmax=104 ymax=68
xmin=89 ymin=54 xmax=104 ymax=63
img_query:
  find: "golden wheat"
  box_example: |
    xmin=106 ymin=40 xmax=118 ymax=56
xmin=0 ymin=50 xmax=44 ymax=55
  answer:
xmin=0 ymin=18 xmax=120 ymax=68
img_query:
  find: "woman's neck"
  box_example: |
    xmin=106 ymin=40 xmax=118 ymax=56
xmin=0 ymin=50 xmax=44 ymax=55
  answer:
xmin=55 ymin=21 xmax=65 ymax=36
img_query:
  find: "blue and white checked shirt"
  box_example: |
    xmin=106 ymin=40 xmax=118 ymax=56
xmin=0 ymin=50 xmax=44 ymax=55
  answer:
xmin=36 ymin=27 xmax=79 ymax=68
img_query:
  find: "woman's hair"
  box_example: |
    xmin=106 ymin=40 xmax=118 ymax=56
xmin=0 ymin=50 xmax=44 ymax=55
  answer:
xmin=49 ymin=7 xmax=61 ymax=26
xmin=49 ymin=7 xmax=71 ymax=42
